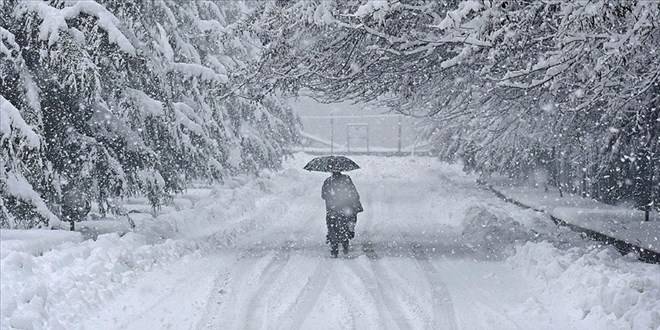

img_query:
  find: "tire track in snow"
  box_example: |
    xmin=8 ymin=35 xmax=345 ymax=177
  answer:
xmin=196 ymin=252 xmax=260 ymax=329
xmin=199 ymin=187 xmax=321 ymax=330
xmin=195 ymin=268 xmax=232 ymax=329
xmin=410 ymin=242 xmax=459 ymax=330
xmin=243 ymin=241 xmax=293 ymax=329
xmin=197 ymin=248 xmax=285 ymax=329
xmin=84 ymin=255 xmax=231 ymax=330
xmin=343 ymin=260 xmax=397 ymax=329
xmin=356 ymin=239 xmax=414 ymax=329
xmin=277 ymin=260 xmax=332 ymax=330
xmin=327 ymin=269 xmax=359 ymax=329
xmin=431 ymin=261 xmax=526 ymax=329
xmin=110 ymin=262 xmax=204 ymax=329
xmin=236 ymin=206 xmax=322 ymax=329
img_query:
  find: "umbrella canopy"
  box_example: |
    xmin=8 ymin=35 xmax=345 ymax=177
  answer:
xmin=304 ymin=156 xmax=360 ymax=172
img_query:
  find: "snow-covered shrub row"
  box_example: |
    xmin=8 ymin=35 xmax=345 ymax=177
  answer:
xmin=509 ymin=242 xmax=660 ymax=329
xmin=253 ymin=0 xmax=659 ymax=210
xmin=0 ymin=1 xmax=299 ymax=228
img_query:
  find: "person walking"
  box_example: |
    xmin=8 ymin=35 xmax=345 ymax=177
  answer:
xmin=304 ymin=155 xmax=363 ymax=257
xmin=322 ymin=171 xmax=363 ymax=257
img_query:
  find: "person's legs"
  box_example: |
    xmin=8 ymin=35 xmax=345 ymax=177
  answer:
xmin=326 ymin=213 xmax=333 ymax=244
xmin=334 ymin=215 xmax=352 ymax=255
xmin=327 ymin=212 xmax=340 ymax=257
xmin=330 ymin=242 xmax=339 ymax=258
xmin=347 ymin=215 xmax=357 ymax=239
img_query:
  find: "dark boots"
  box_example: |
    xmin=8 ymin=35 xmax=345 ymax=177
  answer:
xmin=327 ymin=215 xmax=353 ymax=257
xmin=330 ymin=241 xmax=350 ymax=257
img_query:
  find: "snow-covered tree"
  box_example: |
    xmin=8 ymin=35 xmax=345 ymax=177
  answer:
xmin=254 ymin=0 xmax=659 ymax=211
xmin=0 ymin=0 xmax=299 ymax=229
xmin=1 ymin=22 xmax=60 ymax=228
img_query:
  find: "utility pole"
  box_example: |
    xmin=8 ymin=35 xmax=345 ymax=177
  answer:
xmin=330 ymin=116 xmax=334 ymax=155
xmin=410 ymin=133 xmax=419 ymax=157
xmin=366 ymin=125 xmax=370 ymax=154
xmin=346 ymin=124 xmax=350 ymax=153
xmin=397 ymin=115 xmax=402 ymax=154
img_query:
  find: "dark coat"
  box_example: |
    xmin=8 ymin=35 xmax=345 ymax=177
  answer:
xmin=321 ymin=173 xmax=363 ymax=216
xmin=322 ymin=172 xmax=363 ymax=245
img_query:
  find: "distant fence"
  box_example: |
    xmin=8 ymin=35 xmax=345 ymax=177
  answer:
xmin=293 ymin=132 xmax=433 ymax=156
xmin=297 ymin=114 xmax=432 ymax=156
xmin=292 ymin=148 xmax=435 ymax=157
xmin=300 ymin=113 xmax=431 ymax=155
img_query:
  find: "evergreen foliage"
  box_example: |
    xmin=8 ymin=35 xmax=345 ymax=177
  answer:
xmin=0 ymin=0 xmax=299 ymax=229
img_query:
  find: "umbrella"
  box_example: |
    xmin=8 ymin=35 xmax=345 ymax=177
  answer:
xmin=303 ymin=155 xmax=360 ymax=172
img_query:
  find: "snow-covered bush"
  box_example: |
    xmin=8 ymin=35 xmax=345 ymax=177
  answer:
xmin=136 ymin=169 xmax=168 ymax=215
xmin=461 ymin=206 xmax=533 ymax=259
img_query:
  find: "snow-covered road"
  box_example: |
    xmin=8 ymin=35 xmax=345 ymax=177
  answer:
xmin=4 ymin=155 xmax=658 ymax=330
xmin=77 ymin=156 xmax=660 ymax=330
xmin=84 ymin=156 xmax=540 ymax=329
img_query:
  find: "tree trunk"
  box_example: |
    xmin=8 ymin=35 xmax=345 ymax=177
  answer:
xmin=635 ymin=147 xmax=652 ymax=221
xmin=581 ymin=169 xmax=587 ymax=198
xmin=551 ymin=146 xmax=563 ymax=197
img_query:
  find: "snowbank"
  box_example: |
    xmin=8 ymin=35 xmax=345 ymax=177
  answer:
xmin=0 ymin=230 xmax=81 ymax=258
xmin=509 ymin=242 xmax=660 ymax=329
xmin=461 ymin=206 xmax=533 ymax=259
xmin=0 ymin=233 xmax=200 ymax=330
xmin=455 ymin=202 xmax=660 ymax=328
xmin=0 ymin=167 xmax=307 ymax=330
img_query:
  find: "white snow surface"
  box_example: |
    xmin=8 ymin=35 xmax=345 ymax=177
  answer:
xmin=125 ymin=88 xmax=164 ymax=117
xmin=0 ymin=95 xmax=40 ymax=148
xmin=0 ymin=230 xmax=81 ymax=258
xmin=0 ymin=27 xmax=19 ymax=58
xmin=170 ymin=62 xmax=229 ymax=83
xmin=2 ymin=170 xmax=62 ymax=229
xmin=172 ymin=102 xmax=205 ymax=135
xmin=16 ymin=0 xmax=135 ymax=55
xmin=2 ymin=154 xmax=658 ymax=330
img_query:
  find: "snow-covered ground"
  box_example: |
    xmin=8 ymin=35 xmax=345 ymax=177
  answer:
xmin=2 ymin=154 xmax=659 ymax=330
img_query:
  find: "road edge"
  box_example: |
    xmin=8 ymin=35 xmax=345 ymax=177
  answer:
xmin=483 ymin=184 xmax=660 ymax=264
